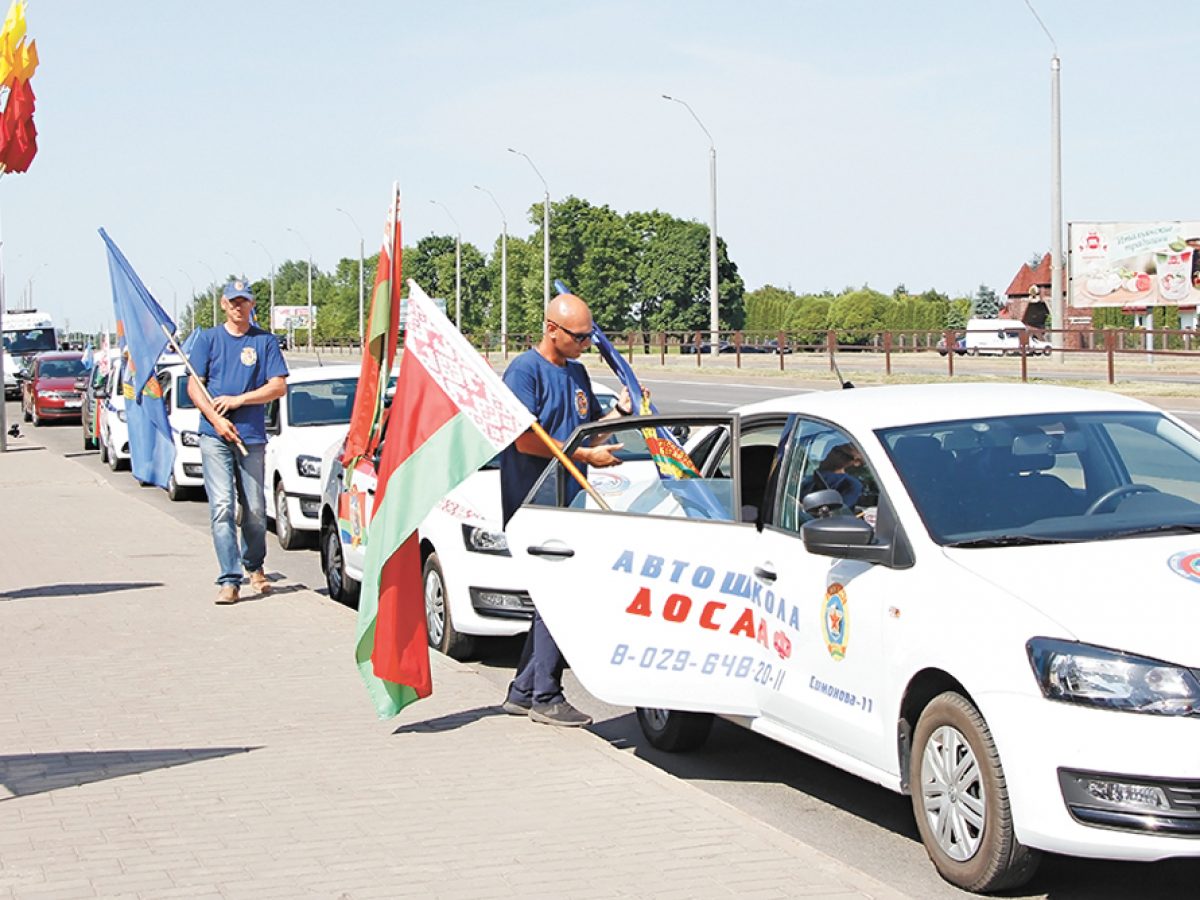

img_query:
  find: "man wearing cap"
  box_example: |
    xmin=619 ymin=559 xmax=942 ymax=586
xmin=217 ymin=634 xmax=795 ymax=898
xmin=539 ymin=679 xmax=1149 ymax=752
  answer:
xmin=188 ymin=280 xmax=289 ymax=605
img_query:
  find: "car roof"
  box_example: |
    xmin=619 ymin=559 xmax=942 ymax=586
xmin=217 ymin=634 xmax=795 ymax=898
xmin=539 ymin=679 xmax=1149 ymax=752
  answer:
xmin=734 ymin=382 xmax=1155 ymax=431
xmin=286 ymin=363 xmax=363 ymax=385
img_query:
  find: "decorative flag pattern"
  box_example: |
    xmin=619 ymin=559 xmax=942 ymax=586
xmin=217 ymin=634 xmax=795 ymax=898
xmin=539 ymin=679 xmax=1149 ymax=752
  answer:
xmin=354 ymin=281 xmax=533 ymax=718
xmin=0 ymin=0 xmax=37 ymax=174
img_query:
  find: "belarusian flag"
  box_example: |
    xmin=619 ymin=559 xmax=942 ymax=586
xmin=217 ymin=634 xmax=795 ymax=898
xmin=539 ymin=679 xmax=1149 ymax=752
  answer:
xmin=342 ymin=183 xmax=402 ymax=469
xmin=355 ymin=280 xmax=534 ymax=718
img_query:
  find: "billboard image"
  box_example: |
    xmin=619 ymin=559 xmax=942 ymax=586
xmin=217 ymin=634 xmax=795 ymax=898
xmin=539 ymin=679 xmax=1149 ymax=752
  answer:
xmin=1069 ymin=222 xmax=1200 ymax=308
xmin=271 ymin=305 xmax=317 ymax=329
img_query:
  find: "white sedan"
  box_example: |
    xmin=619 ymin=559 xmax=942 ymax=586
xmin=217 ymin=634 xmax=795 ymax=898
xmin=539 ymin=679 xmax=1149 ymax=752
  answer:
xmin=157 ymin=359 xmax=205 ymax=501
xmin=98 ymin=355 xmax=130 ymax=472
xmin=265 ymin=364 xmax=362 ymax=550
xmin=506 ymin=382 xmax=1200 ymax=894
xmin=318 ymin=383 xmax=618 ymax=658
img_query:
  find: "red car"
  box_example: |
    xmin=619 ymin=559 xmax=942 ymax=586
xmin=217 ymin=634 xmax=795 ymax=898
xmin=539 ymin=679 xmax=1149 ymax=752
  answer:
xmin=20 ymin=351 xmax=87 ymax=426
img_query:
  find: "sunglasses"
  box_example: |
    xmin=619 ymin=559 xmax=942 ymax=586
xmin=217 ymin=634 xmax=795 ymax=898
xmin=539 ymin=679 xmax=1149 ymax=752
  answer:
xmin=549 ymin=319 xmax=592 ymax=345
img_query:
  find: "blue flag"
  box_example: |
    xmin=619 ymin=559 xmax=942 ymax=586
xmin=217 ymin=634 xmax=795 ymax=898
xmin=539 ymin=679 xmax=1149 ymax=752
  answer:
xmin=552 ymin=281 xmax=730 ymax=520
xmin=100 ymin=228 xmax=177 ymax=489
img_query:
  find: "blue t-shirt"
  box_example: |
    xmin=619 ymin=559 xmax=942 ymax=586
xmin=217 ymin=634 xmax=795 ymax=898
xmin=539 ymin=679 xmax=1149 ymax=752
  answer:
xmin=188 ymin=324 xmax=288 ymax=445
xmin=500 ymin=349 xmax=601 ymax=524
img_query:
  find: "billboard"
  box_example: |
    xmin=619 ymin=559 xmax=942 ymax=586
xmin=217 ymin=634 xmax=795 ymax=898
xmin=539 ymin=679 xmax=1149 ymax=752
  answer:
xmin=1069 ymin=222 xmax=1200 ymax=309
xmin=271 ymin=305 xmax=317 ymax=329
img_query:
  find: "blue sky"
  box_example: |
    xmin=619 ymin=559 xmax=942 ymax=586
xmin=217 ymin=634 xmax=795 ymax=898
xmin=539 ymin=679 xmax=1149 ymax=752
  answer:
xmin=6 ymin=1 xmax=1200 ymax=331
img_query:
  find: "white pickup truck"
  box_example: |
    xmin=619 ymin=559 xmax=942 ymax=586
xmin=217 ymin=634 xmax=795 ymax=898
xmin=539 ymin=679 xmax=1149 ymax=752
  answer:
xmin=963 ymin=318 xmax=1051 ymax=356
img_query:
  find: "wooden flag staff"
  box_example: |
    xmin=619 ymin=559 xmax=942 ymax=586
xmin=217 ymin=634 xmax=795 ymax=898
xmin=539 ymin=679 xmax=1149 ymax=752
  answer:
xmin=158 ymin=323 xmax=249 ymax=456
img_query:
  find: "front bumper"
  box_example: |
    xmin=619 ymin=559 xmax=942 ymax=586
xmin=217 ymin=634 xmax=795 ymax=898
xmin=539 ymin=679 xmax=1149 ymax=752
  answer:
xmin=435 ymin=545 xmax=532 ymax=639
xmin=982 ymin=690 xmax=1200 ymax=861
xmin=173 ymin=446 xmax=205 ymax=487
xmin=283 ymin=490 xmax=322 ymax=532
xmin=36 ymin=398 xmax=83 ymax=419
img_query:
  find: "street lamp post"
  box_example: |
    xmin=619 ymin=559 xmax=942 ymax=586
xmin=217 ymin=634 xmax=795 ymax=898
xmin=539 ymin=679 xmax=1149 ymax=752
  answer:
xmin=663 ymin=94 xmax=720 ymax=353
xmin=429 ymin=200 xmax=462 ymax=329
xmin=286 ymin=227 xmax=315 ymax=353
xmin=508 ymin=148 xmax=550 ymax=310
xmin=198 ymin=260 xmax=219 ymax=328
xmin=475 ymin=184 xmax=508 ymax=355
xmin=251 ymin=239 xmax=276 ymax=336
xmin=335 ymin=207 xmax=365 ymax=343
xmin=1025 ymin=0 xmax=1064 ymax=358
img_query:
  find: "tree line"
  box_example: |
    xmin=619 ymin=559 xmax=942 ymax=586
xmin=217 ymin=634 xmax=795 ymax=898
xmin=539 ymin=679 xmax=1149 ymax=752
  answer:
xmin=178 ymin=196 xmax=1004 ymax=342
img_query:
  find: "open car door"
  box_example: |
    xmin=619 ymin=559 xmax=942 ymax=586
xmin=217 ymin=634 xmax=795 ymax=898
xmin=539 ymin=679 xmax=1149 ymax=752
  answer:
xmin=506 ymin=414 xmax=795 ymax=717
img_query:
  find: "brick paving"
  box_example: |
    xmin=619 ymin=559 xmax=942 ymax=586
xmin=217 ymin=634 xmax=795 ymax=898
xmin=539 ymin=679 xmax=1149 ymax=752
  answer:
xmin=0 ymin=445 xmax=913 ymax=900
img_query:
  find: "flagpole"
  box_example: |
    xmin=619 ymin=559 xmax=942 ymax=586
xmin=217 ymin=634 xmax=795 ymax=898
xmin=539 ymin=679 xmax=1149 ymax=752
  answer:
xmin=159 ymin=323 xmax=248 ymax=456
xmin=529 ymin=421 xmax=610 ymax=511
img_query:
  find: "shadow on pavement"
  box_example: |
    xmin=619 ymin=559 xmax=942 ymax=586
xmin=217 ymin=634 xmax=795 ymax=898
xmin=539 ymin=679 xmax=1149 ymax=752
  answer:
xmin=0 ymin=747 xmax=259 ymax=800
xmin=392 ymin=705 xmax=506 ymax=735
xmin=0 ymin=581 xmax=163 ymax=600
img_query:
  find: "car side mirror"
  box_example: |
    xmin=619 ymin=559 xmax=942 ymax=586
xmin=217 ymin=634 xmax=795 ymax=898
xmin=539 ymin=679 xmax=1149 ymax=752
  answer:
xmin=802 ymin=488 xmax=845 ymax=518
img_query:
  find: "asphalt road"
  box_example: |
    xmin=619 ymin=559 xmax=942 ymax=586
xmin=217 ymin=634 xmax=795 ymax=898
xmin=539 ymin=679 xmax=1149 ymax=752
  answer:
xmin=9 ymin=368 xmax=1200 ymax=900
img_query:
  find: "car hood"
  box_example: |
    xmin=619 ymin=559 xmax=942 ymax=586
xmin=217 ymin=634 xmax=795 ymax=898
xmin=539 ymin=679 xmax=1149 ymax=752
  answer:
xmin=945 ymin=534 xmax=1200 ymax=666
xmin=432 ymin=468 xmax=501 ymax=524
xmin=36 ymin=376 xmax=80 ymax=391
xmin=278 ymin=423 xmax=352 ymax=457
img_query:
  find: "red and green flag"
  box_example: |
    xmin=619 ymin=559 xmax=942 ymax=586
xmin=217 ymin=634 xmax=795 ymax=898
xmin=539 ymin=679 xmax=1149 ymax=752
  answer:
xmin=341 ymin=183 xmax=402 ymax=470
xmin=355 ymin=281 xmax=533 ymax=718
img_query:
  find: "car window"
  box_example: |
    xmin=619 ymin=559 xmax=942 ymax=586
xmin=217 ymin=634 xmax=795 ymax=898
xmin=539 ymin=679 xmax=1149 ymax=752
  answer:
xmin=878 ymin=411 xmax=1200 ymax=545
xmin=38 ymin=358 xmax=85 ymax=379
xmin=288 ymin=378 xmax=358 ymax=426
xmin=703 ymin=420 xmax=788 ymax=523
xmin=528 ymin=418 xmax=737 ymax=522
xmin=776 ymin=419 xmax=879 ymax=533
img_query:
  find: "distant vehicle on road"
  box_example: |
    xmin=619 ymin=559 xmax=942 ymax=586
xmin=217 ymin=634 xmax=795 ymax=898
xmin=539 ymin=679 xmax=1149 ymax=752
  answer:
xmin=2 ymin=310 xmax=58 ymax=372
xmin=936 ymin=335 xmax=967 ymax=356
xmin=98 ymin=355 xmax=130 ymax=471
xmin=79 ymin=349 xmax=119 ymax=450
xmin=20 ymin=351 xmax=85 ymax=426
xmin=964 ymin=318 xmax=1051 ymax=356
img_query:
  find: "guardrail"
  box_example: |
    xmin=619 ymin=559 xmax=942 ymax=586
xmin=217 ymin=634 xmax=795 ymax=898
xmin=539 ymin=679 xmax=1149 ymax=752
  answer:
xmin=304 ymin=327 xmax=1200 ymax=385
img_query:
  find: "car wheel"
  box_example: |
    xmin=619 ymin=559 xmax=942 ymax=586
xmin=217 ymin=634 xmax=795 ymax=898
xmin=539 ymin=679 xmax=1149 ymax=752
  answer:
xmin=274 ymin=479 xmax=302 ymax=550
xmin=636 ymin=706 xmax=714 ymax=752
xmin=31 ymin=404 xmax=40 ymax=427
xmin=422 ymin=551 xmax=475 ymax=660
xmin=22 ymin=401 xmax=30 ymax=422
xmin=968 ymin=348 xmax=978 ymax=357
xmin=321 ymin=521 xmax=360 ymax=607
xmin=107 ymin=439 xmax=123 ymax=471
xmin=83 ymin=429 xmax=94 ymax=450
xmin=910 ymin=692 xmax=1040 ymax=893
xmin=99 ymin=433 xmax=109 ymax=464
xmin=167 ymin=473 xmax=186 ymax=501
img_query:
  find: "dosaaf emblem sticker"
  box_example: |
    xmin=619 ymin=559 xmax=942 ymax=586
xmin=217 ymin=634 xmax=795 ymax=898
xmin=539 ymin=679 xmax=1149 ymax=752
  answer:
xmin=823 ymin=582 xmax=849 ymax=661
xmin=241 ymin=346 xmax=258 ymax=366
xmin=1168 ymin=550 xmax=1200 ymax=584
xmin=574 ymin=387 xmax=589 ymax=419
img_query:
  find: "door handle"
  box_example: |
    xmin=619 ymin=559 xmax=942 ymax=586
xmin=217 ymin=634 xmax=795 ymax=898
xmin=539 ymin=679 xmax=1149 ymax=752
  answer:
xmin=754 ymin=564 xmax=777 ymax=583
xmin=527 ymin=544 xmax=575 ymax=559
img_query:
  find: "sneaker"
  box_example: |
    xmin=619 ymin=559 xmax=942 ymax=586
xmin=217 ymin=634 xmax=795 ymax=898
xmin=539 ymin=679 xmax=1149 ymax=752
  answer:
xmin=215 ymin=585 xmax=240 ymax=605
xmin=248 ymin=570 xmax=272 ymax=595
xmin=530 ymin=701 xmax=592 ymax=728
xmin=501 ymin=697 xmax=531 ymax=716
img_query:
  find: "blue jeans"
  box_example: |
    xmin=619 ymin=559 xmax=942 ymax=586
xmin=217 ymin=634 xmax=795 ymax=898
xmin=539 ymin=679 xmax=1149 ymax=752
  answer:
xmin=199 ymin=435 xmax=267 ymax=586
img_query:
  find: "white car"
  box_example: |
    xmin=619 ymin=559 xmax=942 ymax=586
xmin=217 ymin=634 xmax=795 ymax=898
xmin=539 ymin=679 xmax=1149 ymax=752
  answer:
xmin=3 ymin=349 xmax=18 ymax=399
xmin=318 ymin=383 xmax=619 ymax=658
xmin=963 ymin=318 xmax=1051 ymax=356
xmin=505 ymin=382 xmax=1200 ymax=893
xmin=265 ymin=364 xmax=362 ymax=550
xmin=156 ymin=359 xmax=205 ymax=501
xmin=98 ymin=355 xmax=130 ymax=471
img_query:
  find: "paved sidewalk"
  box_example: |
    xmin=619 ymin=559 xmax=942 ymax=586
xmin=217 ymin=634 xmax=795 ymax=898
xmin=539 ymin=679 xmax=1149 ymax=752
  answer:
xmin=0 ymin=445 xmax=915 ymax=900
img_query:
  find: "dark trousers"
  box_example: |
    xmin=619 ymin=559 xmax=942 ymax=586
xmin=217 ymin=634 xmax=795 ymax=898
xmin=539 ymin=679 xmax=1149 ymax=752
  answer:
xmin=507 ymin=608 xmax=566 ymax=707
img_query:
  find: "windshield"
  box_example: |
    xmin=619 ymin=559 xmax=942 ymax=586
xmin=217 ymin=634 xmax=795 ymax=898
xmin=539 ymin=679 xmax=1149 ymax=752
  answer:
xmin=4 ymin=328 xmax=56 ymax=355
xmin=38 ymin=358 xmax=85 ymax=379
xmin=288 ymin=378 xmax=358 ymax=426
xmin=880 ymin=411 xmax=1200 ymax=546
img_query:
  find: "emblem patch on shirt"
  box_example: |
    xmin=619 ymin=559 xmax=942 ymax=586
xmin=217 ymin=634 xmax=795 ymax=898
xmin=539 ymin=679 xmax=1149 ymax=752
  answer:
xmin=240 ymin=346 xmax=257 ymax=367
xmin=574 ymin=388 xmax=588 ymax=419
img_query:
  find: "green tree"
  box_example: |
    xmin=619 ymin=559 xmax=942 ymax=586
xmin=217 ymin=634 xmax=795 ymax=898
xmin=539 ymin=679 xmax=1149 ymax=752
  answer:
xmin=972 ymin=284 xmax=1000 ymax=318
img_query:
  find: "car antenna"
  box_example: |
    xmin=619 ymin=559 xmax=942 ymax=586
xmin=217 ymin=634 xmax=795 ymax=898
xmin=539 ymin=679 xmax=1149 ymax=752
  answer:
xmin=830 ymin=352 xmax=854 ymax=390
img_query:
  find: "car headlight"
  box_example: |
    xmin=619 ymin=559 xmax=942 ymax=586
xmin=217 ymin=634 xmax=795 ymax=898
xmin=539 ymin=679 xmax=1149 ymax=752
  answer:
xmin=1027 ymin=637 xmax=1200 ymax=716
xmin=116 ymin=410 xmax=127 ymax=422
xmin=461 ymin=523 xmax=510 ymax=556
xmin=296 ymin=454 xmax=322 ymax=478
xmin=181 ymin=430 xmax=200 ymax=447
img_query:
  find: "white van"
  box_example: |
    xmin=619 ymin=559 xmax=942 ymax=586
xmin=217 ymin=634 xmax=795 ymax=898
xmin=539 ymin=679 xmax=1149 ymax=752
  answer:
xmin=963 ymin=318 xmax=1051 ymax=356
